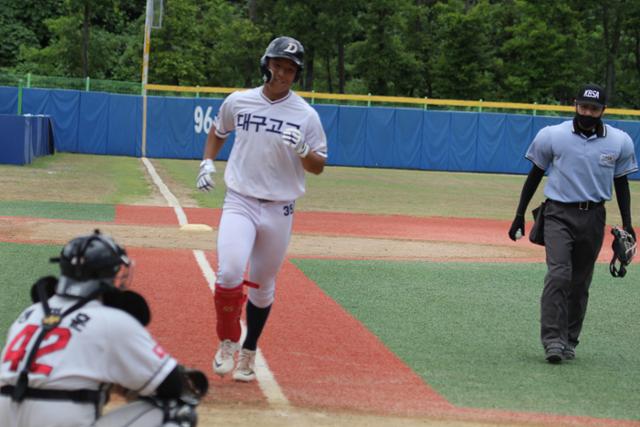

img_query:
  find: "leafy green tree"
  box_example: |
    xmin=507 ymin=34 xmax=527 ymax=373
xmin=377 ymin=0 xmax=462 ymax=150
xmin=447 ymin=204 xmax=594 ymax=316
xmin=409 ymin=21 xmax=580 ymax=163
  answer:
xmin=495 ymin=0 xmax=587 ymax=104
xmin=617 ymin=1 xmax=640 ymax=107
xmin=145 ymin=0 xmax=207 ymax=85
xmin=199 ymin=0 xmax=270 ymax=87
xmin=429 ymin=0 xmax=496 ymax=100
xmin=0 ymin=0 xmax=63 ymax=69
xmin=348 ymin=0 xmax=421 ymax=96
xmin=15 ymin=0 xmax=143 ymax=80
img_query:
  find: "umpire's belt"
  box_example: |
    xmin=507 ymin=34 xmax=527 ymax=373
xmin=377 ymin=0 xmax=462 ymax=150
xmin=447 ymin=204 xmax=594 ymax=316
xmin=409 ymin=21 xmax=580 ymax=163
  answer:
xmin=548 ymin=199 xmax=604 ymax=211
xmin=0 ymin=385 xmax=101 ymax=404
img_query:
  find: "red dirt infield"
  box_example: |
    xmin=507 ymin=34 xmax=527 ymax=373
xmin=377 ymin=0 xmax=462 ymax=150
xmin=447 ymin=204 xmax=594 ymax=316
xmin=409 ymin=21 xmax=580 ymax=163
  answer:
xmin=0 ymin=205 xmax=634 ymax=426
xmin=112 ymin=205 xmax=634 ymax=426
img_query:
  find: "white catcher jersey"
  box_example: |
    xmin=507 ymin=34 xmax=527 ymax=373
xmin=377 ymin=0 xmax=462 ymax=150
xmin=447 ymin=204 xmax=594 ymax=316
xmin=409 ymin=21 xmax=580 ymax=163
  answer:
xmin=214 ymin=86 xmax=328 ymax=201
xmin=0 ymin=295 xmax=177 ymax=394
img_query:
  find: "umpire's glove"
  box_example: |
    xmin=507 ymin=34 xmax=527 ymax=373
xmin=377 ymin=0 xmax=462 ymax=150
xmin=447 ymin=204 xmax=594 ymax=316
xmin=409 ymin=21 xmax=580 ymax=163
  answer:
xmin=196 ymin=159 xmax=216 ymax=192
xmin=508 ymin=214 xmax=525 ymax=241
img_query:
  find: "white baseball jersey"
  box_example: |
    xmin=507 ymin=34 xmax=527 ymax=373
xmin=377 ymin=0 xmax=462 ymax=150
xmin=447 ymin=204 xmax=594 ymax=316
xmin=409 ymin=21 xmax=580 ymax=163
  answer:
xmin=0 ymin=295 xmax=177 ymax=427
xmin=214 ymin=86 xmax=328 ymax=201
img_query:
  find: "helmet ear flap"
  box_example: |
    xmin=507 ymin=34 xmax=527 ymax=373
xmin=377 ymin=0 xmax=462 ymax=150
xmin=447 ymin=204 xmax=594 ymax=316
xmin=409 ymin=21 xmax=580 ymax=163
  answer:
xmin=260 ymin=55 xmax=271 ymax=83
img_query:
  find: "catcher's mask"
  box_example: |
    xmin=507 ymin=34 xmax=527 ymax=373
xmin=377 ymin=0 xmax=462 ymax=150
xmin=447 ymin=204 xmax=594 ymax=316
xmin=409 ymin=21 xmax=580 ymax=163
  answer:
xmin=609 ymin=226 xmax=637 ymax=278
xmin=260 ymin=36 xmax=304 ymax=83
xmin=51 ymin=229 xmax=133 ymax=298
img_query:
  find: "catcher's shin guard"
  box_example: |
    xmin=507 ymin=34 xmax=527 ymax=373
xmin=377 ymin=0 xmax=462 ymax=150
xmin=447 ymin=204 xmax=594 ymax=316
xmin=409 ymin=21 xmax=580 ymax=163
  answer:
xmin=214 ymin=281 xmax=259 ymax=342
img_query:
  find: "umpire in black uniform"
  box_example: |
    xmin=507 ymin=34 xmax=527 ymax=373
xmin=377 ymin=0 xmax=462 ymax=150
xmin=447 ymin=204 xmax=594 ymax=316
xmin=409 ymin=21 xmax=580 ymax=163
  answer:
xmin=508 ymin=83 xmax=638 ymax=363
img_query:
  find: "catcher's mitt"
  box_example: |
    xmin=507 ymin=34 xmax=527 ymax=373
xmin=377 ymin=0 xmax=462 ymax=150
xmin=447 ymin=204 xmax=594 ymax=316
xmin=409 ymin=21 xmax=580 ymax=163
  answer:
xmin=609 ymin=226 xmax=637 ymax=278
xmin=180 ymin=366 xmax=209 ymax=403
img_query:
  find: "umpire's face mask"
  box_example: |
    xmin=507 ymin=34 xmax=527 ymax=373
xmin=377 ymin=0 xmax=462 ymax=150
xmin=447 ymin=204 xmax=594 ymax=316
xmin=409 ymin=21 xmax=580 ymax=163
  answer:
xmin=575 ymin=103 xmax=604 ymax=130
xmin=575 ymin=113 xmax=601 ymax=130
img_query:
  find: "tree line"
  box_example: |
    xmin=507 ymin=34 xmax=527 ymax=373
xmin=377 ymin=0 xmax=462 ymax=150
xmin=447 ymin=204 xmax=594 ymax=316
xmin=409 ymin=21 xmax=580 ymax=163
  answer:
xmin=1 ymin=0 xmax=639 ymax=108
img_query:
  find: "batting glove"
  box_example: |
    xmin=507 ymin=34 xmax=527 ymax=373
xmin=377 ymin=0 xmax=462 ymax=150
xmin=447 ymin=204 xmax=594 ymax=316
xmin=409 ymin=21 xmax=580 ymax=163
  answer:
xmin=196 ymin=159 xmax=216 ymax=192
xmin=281 ymin=128 xmax=310 ymax=158
xmin=508 ymin=214 xmax=525 ymax=241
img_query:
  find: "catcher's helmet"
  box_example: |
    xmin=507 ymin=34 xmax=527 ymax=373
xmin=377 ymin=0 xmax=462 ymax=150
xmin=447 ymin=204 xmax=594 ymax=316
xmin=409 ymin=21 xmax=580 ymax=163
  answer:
xmin=609 ymin=226 xmax=637 ymax=278
xmin=260 ymin=36 xmax=304 ymax=83
xmin=52 ymin=229 xmax=132 ymax=298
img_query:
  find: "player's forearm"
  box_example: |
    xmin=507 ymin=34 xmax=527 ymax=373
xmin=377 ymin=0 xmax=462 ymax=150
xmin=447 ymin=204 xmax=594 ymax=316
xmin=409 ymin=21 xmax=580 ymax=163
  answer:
xmin=203 ymin=127 xmax=226 ymax=161
xmin=301 ymin=151 xmax=325 ymax=175
xmin=614 ymin=175 xmax=632 ymax=228
xmin=515 ymin=165 xmax=545 ymax=215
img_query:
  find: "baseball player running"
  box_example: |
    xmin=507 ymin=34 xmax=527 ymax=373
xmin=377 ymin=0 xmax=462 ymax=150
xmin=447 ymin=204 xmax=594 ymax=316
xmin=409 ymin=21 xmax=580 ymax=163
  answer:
xmin=508 ymin=84 xmax=638 ymax=363
xmin=197 ymin=36 xmax=328 ymax=382
xmin=0 ymin=230 xmax=208 ymax=426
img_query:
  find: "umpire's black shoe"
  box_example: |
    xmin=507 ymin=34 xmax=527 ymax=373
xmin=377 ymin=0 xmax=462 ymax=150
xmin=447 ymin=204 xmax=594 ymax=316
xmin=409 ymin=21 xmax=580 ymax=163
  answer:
xmin=562 ymin=345 xmax=576 ymax=360
xmin=544 ymin=344 xmax=564 ymax=364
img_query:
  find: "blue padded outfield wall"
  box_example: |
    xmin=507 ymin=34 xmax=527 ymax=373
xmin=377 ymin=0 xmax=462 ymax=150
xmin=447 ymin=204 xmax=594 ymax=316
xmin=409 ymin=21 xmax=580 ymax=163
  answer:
xmin=1 ymin=86 xmax=639 ymax=179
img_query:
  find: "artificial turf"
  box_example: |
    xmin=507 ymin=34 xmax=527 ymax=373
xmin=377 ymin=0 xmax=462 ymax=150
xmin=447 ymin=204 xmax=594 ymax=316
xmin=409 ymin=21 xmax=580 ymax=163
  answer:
xmin=0 ymin=200 xmax=114 ymax=221
xmin=0 ymin=242 xmax=59 ymax=348
xmin=291 ymin=258 xmax=640 ymax=420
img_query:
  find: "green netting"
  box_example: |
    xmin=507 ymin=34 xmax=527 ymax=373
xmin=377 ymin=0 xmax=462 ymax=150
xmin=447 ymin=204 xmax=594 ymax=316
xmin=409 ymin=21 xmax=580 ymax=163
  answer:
xmin=0 ymin=72 xmax=141 ymax=95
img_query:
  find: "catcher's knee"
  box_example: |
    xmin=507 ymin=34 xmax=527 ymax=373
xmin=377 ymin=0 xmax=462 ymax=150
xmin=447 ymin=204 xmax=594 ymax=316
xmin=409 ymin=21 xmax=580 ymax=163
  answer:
xmin=96 ymin=398 xmax=201 ymax=427
xmin=94 ymin=400 xmax=163 ymax=426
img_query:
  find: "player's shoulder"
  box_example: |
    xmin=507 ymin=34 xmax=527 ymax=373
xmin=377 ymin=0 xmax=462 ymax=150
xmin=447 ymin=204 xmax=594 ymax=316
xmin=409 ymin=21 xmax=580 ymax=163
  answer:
xmin=224 ymin=87 xmax=260 ymax=104
xmin=85 ymin=303 xmax=146 ymax=330
xmin=289 ymin=91 xmax=320 ymax=116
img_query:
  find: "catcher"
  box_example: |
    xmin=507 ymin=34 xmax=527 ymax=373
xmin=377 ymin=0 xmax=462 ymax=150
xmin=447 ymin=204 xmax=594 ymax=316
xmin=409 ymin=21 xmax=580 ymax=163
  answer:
xmin=0 ymin=230 xmax=208 ymax=427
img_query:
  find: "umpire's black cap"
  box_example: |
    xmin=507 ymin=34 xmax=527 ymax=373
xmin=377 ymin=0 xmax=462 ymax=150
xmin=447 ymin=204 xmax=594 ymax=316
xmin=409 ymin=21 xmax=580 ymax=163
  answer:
xmin=575 ymin=83 xmax=606 ymax=107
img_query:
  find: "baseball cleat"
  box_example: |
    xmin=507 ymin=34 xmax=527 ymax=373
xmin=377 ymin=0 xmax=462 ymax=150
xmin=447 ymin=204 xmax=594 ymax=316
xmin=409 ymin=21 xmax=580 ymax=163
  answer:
xmin=213 ymin=339 xmax=238 ymax=376
xmin=233 ymin=349 xmax=256 ymax=382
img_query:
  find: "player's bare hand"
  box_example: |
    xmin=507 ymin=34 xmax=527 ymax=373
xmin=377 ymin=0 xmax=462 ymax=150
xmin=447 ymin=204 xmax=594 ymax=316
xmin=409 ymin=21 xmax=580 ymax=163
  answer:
xmin=197 ymin=159 xmax=216 ymax=192
xmin=281 ymin=128 xmax=310 ymax=158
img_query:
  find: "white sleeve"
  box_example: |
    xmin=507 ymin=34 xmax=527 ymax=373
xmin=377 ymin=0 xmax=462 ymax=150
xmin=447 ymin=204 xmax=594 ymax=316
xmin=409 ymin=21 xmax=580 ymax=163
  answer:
xmin=105 ymin=312 xmax=177 ymax=396
xmin=305 ymin=109 xmax=328 ymax=158
xmin=212 ymin=93 xmax=237 ymax=138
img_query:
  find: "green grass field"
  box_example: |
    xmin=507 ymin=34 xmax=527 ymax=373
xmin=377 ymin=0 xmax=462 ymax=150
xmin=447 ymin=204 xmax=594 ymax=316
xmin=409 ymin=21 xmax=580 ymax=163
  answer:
xmin=292 ymin=259 xmax=640 ymax=420
xmin=0 ymin=242 xmax=60 ymax=347
xmin=2 ymin=153 xmax=639 ymax=223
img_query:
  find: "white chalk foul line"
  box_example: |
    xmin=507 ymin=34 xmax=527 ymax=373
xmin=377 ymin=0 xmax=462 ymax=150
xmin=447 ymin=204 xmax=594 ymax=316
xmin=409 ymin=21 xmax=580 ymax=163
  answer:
xmin=142 ymin=157 xmax=188 ymax=226
xmin=142 ymin=158 xmax=289 ymax=406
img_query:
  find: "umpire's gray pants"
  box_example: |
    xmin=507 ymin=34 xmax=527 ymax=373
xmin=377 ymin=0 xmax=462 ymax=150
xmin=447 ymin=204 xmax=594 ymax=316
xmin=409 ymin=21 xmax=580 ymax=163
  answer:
xmin=540 ymin=200 xmax=605 ymax=349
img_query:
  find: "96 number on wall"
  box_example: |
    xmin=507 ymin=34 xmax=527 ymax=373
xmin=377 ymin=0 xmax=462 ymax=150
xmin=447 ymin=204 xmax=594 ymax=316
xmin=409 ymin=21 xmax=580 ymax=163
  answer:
xmin=194 ymin=106 xmax=213 ymax=134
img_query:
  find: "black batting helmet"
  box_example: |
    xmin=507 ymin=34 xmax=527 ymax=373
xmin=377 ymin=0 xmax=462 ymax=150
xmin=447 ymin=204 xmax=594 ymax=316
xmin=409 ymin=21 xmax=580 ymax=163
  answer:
xmin=260 ymin=36 xmax=304 ymax=83
xmin=52 ymin=229 xmax=132 ymax=298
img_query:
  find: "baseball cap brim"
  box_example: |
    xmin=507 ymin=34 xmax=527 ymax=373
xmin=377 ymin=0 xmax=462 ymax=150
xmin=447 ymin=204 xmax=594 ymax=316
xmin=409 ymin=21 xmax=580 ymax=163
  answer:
xmin=576 ymin=99 xmax=605 ymax=107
